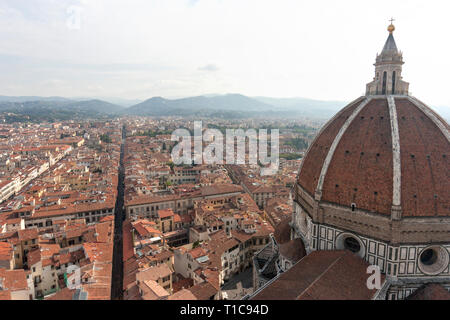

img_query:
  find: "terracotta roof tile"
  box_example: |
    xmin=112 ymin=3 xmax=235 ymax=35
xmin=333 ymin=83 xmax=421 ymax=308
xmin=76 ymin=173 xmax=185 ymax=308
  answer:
xmin=407 ymin=283 xmax=450 ymax=300
xmin=253 ymin=250 xmax=384 ymax=300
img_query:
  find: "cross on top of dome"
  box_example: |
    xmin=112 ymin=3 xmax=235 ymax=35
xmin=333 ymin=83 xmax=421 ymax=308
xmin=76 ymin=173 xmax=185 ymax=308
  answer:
xmin=388 ymin=17 xmax=396 ymax=33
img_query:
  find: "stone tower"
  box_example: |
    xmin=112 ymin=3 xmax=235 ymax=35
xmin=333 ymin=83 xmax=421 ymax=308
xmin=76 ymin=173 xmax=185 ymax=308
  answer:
xmin=366 ymin=22 xmax=410 ymax=96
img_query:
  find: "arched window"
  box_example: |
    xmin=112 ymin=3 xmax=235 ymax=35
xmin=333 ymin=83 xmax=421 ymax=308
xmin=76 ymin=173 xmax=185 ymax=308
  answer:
xmin=382 ymin=71 xmax=387 ymax=95
xmin=392 ymin=71 xmax=396 ymax=94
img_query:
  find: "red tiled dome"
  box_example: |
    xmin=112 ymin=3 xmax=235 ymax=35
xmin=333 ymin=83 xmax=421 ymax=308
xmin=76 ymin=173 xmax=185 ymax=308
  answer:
xmin=279 ymin=238 xmax=306 ymax=263
xmin=297 ymin=96 xmax=449 ymax=218
xmin=274 ymin=217 xmax=292 ymax=245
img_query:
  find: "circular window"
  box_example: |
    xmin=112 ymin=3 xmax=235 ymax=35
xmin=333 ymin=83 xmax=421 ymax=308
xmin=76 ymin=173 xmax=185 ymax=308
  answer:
xmin=335 ymin=233 xmax=365 ymax=258
xmin=420 ymin=249 xmax=437 ymax=266
xmin=344 ymin=237 xmax=361 ymax=253
xmin=418 ymin=246 xmax=449 ymax=276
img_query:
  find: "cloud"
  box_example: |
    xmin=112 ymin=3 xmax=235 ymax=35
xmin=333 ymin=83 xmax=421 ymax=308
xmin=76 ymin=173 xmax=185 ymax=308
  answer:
xmin=198 ymin=64 xmax=219 ymax=72
xmin=0 ymin=0 xmax=450 ymax=106
xmin=186 ymin=0 xmax=201 ymax=7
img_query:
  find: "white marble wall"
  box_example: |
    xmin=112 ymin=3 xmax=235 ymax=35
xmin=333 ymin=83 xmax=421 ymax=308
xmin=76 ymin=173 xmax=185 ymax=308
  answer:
xmin=291 ymin=202 xmax=450 ymax=299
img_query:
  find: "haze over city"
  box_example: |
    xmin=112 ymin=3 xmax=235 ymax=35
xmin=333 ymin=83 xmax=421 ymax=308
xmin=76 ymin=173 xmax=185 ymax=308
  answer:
xmin=1 ymin=0 xmax=450 ymax=109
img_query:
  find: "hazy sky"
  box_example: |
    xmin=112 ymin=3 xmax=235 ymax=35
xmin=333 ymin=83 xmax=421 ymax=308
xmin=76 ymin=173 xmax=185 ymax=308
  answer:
xmin=0 ymin=0 xmax=449 ymax=107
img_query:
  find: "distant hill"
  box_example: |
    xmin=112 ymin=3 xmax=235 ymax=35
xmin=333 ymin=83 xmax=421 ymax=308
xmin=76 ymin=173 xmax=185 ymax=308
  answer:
xmin=126 ymin=94 xmax=274 ymax=117
xmin=253 ymin=97 xmax=348 ymax=118
xmin=64 ymin=99 xmax=124 ymax=115
xmin=1 ymin=94 xmax=446 ymax=122
xmin=72 ymin=97 xmax=141 ymax=107
xmin=102 ymin=97 xmax=142 ymax=107
xmin=0 ymin=94 xmax=350 ymax=120
xmin=0 ymin=98 xmax=122 ymax=122
xmin=125 ymin=94 xmax=352 ymax=119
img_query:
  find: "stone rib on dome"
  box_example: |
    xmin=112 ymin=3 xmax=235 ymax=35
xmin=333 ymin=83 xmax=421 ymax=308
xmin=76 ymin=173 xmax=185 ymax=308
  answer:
xmin=297 ymin=96 xmax=450 ymax=218
xmin=296 ymin=97 xmax=366 ymax=198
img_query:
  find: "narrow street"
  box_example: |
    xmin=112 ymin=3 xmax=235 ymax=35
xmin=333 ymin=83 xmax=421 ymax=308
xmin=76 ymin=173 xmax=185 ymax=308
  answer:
xmin=111 ymin=125 xmax=126 ymax=300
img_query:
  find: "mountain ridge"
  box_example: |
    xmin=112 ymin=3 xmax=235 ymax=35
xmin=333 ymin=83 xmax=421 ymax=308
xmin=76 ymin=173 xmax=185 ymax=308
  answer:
xmin=126 ymin=94 xmax=275 ymax=117
xmin=0 ymin=94 xmax=447 ymax=121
